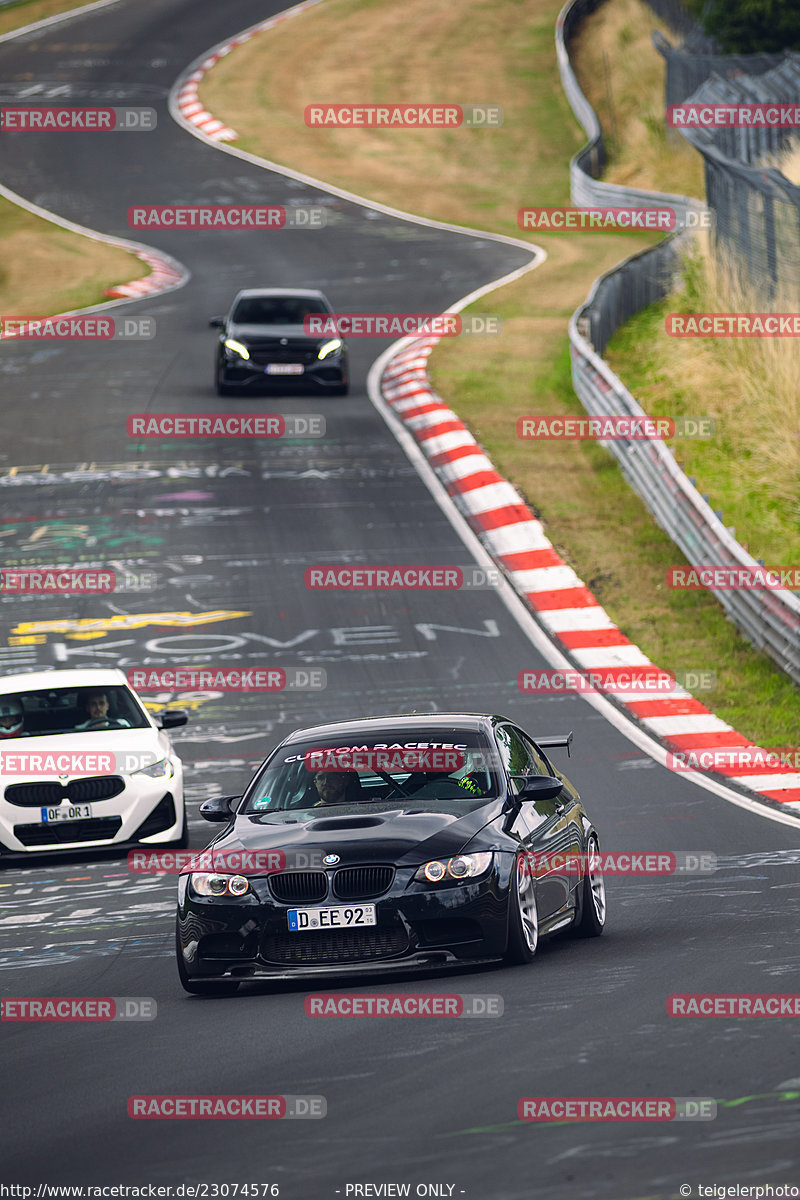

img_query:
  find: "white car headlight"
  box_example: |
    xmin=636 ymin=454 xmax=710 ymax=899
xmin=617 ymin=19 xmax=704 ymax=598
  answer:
xmin=224 ymin=338 xmax=250 ymax=360
xmin=317 ymin=338 xmax=342 ymax=360
xmin=414 ymin=852 xmax=493 ymax=883
xmin=133 ymin=757 xmax=174 ymax=779
xmin=190 ymin=873 xmax=251 ymax=898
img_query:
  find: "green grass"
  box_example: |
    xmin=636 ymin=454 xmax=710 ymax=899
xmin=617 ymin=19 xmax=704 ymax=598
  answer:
xmin=606 ymin=301 xmax=800 ymax=566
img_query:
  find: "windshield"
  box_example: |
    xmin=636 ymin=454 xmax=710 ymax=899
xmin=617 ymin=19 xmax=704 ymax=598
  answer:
xmin=0 ymin=685 xmax=151 ymax=739
xmin=231 ymin=297 xmax=329 ymax=325
xmin=242 ymin=727 xmax=501 ymax=814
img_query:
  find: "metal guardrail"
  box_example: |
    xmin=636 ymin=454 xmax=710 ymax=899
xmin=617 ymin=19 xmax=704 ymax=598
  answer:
xmin=652 ymin=30 xmax=788 ymax=108
xmin=675 ymin=56 xmax=800 ymax=295
xmin=554 ymin=0 xmax=800 ymax=686
xmin=555 ymin=0 xmax=704 ymax=223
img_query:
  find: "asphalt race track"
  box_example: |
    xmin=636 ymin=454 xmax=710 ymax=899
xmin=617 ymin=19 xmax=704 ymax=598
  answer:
xmin=1 ymin=2 xmax=799 ymax=1197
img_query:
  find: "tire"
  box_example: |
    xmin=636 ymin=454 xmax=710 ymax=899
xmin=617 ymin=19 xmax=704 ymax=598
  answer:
xmin=571 ymin=836 xmax=606 ymax=937
xmin=176 ymin=924 xmax=240 ymax=995
xmin=504 ymin=854 xmax=539 ymax=964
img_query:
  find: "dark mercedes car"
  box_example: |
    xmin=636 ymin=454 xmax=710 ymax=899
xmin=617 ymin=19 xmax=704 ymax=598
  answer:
xmin=210 ymin=288 xmax=349 ymax=396
xmin=175 ymin=713 xmax=606 ymax=994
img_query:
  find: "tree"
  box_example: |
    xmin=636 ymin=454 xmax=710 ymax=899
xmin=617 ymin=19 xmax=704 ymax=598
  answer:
xmin=685 ymin=0 xmax=800 ymax=53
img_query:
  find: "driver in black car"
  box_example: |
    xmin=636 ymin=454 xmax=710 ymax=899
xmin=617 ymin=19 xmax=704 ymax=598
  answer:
xmin=311 ymin=770 xmax=362 ymax=806
xmin=75 ymin=689 xmax=131 ymax=731
xmin=405 ymin=770 xmax=486 ymax=798
xmin=405 ymin=750 xmax=489 ymax=799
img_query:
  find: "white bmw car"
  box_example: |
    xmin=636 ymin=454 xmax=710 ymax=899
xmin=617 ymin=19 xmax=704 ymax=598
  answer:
xmin=0 ymin=668 xmax=187 ymax=857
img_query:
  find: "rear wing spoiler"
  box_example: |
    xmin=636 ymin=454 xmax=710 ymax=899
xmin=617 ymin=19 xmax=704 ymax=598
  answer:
xmin=535 ymin=731 xmax=573 ymax=757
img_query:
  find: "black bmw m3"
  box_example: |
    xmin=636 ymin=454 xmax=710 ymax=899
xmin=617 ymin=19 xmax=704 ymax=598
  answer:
xmin=176 ymin=713 xmax=606 ymax=994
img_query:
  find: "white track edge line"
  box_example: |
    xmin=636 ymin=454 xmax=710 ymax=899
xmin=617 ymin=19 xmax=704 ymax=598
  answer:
xmin=0 ymin=0 xmax=123 ymax=46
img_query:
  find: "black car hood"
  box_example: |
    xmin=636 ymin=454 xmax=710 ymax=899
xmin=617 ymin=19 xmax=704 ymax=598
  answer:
xmin=227 ymin=323 xmax=321 ymax=341
xmin=209 ymin=800 xmax=506 ymax=872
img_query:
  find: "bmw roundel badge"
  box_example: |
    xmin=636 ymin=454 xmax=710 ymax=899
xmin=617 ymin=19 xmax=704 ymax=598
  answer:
xmin=323 ymin=853 xmax=340 ymax=866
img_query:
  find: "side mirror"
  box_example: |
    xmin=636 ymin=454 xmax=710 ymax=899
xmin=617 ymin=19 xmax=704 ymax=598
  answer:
xmin=516 ymin=775 xmax=564 ymax=804
xmin=158 ymin=709 xmax=188 ymax=730
xmin=209 ymin=316 xmax=225 ymax=329
xmin=199 ymin=795 xmax=241 ymax=823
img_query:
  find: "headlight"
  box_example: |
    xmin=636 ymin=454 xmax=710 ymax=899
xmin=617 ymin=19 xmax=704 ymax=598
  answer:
xmin=224 ymin=338 xmax=250 ymax=360
xmin=133 ymin=757 xmax=174 ymax=779
xmin=190 ymin=873 xmax=251 ymax=898
xmin=317 ymin=338 xmax=342 ymax=360
xmin=414 ymin=852 xmax=493 ymax=883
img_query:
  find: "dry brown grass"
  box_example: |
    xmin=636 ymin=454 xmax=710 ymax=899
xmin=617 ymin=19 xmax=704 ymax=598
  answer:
xmin=0 ymin=0 xmax=98 ymax=37
xmin=679 ymin=237 xmax=799 ymax=515
xmin=0 ymin=199 xmax=140 ymax=313
xmin=571 ymin=0 xmax=705 ymax=198
xmin=201 ymin=0 xmax=586 ymax=235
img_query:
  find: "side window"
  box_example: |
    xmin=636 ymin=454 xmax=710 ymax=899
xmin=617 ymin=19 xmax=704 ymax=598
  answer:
xmin=514 ymin=729 xmax=552 ymax=777
xmin=494 ymin=724 xmax=537 ymax=783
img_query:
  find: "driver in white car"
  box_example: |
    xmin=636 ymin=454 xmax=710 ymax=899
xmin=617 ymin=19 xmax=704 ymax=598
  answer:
xmin=0 ymin=697 xmax=25 ymax=739
xmin=75 ymin=689 xmax=131 ymax=731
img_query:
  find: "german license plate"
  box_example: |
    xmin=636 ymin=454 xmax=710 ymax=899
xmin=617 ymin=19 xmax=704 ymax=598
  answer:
xmin=287 ymin=904 xmax=376 ymax=931
xmin=40 ymin=804 xmax=93 ymax=823
xmin=265 ymin=363 xmax=304 ymax=375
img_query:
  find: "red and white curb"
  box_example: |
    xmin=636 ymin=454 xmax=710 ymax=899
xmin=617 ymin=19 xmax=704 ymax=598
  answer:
xmin=380 ymin=338 xmax=800 ymax=814
xmin=104 ymin=248 xmax=186 ymax=299
xmin=174 ymin=0 xmax=326 ymax=143
xmin=176 ymin=69 xmax=238 ymax=142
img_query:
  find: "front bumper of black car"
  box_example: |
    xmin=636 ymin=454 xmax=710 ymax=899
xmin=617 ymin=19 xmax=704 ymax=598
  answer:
xmin=176 ymin=861 xmax=512 ymax=981
xmin=218 ymin=355 xmax=348 ymax=390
